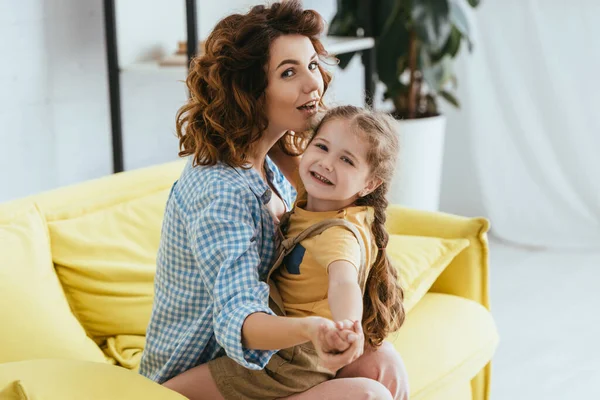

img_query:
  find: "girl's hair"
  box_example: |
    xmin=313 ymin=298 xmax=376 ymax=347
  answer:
xmin=176 ymin=0 xmax=332 ymax=168
xmin=313 ymin=105 xmax=406 ymax=348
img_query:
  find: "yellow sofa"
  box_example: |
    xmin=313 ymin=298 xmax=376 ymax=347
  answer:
xmin=0 ymin=160 xmax=498 ymax=400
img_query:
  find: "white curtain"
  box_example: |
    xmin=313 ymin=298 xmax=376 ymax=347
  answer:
xmin=456 ymin=0 xmax=600 ymax=249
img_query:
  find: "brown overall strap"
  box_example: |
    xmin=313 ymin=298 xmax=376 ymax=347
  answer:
xmin=267 ymin=218 xmax=369 ymax=316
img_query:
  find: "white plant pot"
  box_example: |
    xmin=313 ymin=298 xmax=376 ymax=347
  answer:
xmin=388 ymin=115 xmax=447 ymax=211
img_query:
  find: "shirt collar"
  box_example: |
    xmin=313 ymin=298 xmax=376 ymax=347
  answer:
xmin=234 ymin=157 xmax=278 ymax=205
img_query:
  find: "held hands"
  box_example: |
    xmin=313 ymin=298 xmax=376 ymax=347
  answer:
xmin=306 ymin=317 xmax=364 ymax=372
xmin=325 ymin=320 xmax=361 ymax=353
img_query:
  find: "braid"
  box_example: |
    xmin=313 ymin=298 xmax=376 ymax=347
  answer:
xmin=356 ymin=184 xmax=405 ymax=347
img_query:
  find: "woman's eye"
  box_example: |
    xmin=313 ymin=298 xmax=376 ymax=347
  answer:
xmin=315 ymin=143 xmax=327 ymax=151
xmin=281 ymin=69 xmax=295 ymax=78
xmin=341 ymin=156 xmax=354 ymax=166
xmin=309 ymin=61 xmax=319 ymax=70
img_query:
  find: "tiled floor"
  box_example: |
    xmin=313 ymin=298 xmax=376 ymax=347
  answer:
xmin=488 ymin=238 xmax=600 ymax=399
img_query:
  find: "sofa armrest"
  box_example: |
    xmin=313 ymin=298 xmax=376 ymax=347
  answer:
xmin=386 ymin=205 xmax=491 ymax=310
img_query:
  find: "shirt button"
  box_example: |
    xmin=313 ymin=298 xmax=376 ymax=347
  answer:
xmin=262 ymin=188 xmax=272 ymax=204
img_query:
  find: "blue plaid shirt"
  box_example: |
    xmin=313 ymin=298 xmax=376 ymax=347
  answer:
xmin=139 ymin=157 xmax=296 ymax=383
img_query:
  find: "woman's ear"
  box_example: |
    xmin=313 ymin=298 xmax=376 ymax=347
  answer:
xmin=360 ymin=178 xmax=383 ymax=197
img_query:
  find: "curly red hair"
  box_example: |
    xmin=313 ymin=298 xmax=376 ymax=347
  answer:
xmin=176 ymin=1 xmax=332 ymax=168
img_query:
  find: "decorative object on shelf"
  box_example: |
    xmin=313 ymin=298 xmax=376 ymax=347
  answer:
xmin=329 ymin=0 xmax=481 ymax=211
xmin=159 ymin=41 xmax=206 ymax=66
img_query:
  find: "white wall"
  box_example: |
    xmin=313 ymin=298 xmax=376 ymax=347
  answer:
xmin=0 ymin=0 xmax=363 ymax=202
xmin=438 ymin=52 xmax=486 ymax=217
xmin=1 ymin=0 xmax=111 ymax=201
xmin=0 ymin=0 xmax=478 ymax=217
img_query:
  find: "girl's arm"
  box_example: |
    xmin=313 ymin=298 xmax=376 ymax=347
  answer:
xmin=244 ymin=313 xmax=364 ymax=373
xmin=328 ymin=261 xmax=363 ymax=323
xmin=243 ymin=260 xmax=364 ymax=352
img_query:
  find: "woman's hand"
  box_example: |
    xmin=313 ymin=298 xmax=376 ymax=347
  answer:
xmin=306 ymin=318 xmax=365 ymax=372
xmin=320 ymin=319 xmax=359 ymax=354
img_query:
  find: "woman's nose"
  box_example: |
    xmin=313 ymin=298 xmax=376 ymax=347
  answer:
xmin=303 ymin=70 xmax=322 ymax=94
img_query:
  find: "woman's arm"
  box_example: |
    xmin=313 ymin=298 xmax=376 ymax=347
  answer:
xmin=187 ymin=182 xmax=285 ymax=368
xmin=242 ymin=314 xmax=330 ymax=350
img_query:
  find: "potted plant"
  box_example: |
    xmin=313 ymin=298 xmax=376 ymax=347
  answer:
xmin=329 ymin=0 xmax=481 ymax=210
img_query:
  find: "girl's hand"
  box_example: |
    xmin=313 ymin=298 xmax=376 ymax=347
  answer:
xmin=304 ymin=317 xmax=366 ymax=371
xmin=305 ymin=316 xmax=338 ymax=349
xmin=305 ymin=317 xmax=346 ymax=361
xmin=321 ymin=319 xmax=359 ymax=354
xmin=314 ymin=320 xmax=365 ymax=372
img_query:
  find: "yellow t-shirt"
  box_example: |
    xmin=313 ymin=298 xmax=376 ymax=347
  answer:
xmin=271 ymin=202 xmax=377 ymax=320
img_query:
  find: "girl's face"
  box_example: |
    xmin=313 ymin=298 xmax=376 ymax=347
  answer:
xmin=299 ymin=118 xmax=381 ymax=212
xmin=264 ymin=34 xmax=324 ymax=137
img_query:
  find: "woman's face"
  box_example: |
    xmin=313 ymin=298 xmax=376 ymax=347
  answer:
xmin=264 ymin=34 xmax=324 ymax=137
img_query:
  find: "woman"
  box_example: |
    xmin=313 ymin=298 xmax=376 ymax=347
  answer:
xmin=139 ymin=2 xmax=409 ymax=399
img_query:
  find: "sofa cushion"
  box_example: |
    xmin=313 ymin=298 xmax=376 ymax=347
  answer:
xmin=389 ymin=293 xmax=499 ymax=399
xmin=103 ymin=335 xmax=146 ymax=371
xmin=48 ymin=189 xmax=170 ymax=342
xmin=0 ymin=204 xmax=106 ymax=364
xmin=0 ymin=359 xmax=186 ymax=400
xmin=0 ymin=380 xmax=29 ymax=399
xmin=412 ymin=380 xmax=472 ymax=400
xmin=387 ymin=235 xmax=469 ymax=312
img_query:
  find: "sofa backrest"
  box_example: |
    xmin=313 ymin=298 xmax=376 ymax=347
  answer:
xmin=1 ymin=160 xmax=186 ymax=344
xmin=7 ymin=161 xmax=186 ymax=220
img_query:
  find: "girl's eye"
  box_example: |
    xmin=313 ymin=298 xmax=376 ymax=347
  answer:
xmin=309 ymin=61 xmax=319 ymax=70
xmin=281 ymin=69 xmax=295 ymax=78
xmin=315 ymin=143 xmax=327 ymax=151
xmin=341 ymin=156 xmax=355 ymax=166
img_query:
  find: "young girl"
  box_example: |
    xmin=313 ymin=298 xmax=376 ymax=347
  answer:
xmin=205 ymin=105 xmax=407 ymax=399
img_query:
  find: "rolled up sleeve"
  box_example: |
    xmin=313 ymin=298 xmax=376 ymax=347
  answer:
xmin=186 ymin=187 xmax=276 ymax=369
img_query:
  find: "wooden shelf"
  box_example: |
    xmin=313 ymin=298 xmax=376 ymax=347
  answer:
xmin=322 ymin=36 xmax=375 ymax=55
xmin=121 ymin=36 xmax=374 ymax=74
xmin=121 ymin=61 xmax=186 ymax=74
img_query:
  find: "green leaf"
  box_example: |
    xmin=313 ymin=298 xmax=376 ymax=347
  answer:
xmin=327 ymin=0 xmax=398 ymax=70
xmin=447 ymin=26 xmax=463 ymax=57
xmin=467 ymin=0 xmax=481 ymax=7
xmin=411 ymin=0 xmax=452 ymax=53
xmin=376 ymin=5 xmax=410 ymax=88
xmin=383 ymin=81 xmax=409 ymax=100
xmin=449 ymin=0 xmax=473 ymax=51
xmin=432 ymin=25 xmax=462 ymax=63
xmin=329 ymin=0 xmax=360 ymax=36
xmin=373 ymin=0 xmax=398 ymax=37
xmin=328 ymin=15 xmax=353 ymax=36
xmin=328 ymin=0 xmax=361 ymax=70
xmin=440 ymin=90 xmax=460 ymax=108
xmin=421 ymin=52 xmax=454 ymax=92
xmin=336 ymin=53 xmax=356 ymax=69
